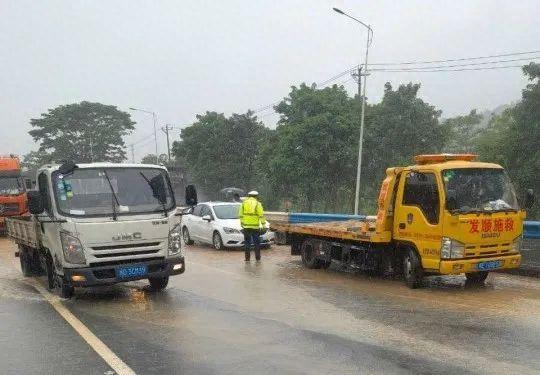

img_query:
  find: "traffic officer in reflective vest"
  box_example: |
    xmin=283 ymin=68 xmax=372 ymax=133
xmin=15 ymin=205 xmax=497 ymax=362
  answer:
xmin=238 ymin=191 xmax=266 ymax=261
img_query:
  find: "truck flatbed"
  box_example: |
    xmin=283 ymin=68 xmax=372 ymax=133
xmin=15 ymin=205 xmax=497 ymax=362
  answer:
xmin=271 ymin=217 xmax=390 ymax=243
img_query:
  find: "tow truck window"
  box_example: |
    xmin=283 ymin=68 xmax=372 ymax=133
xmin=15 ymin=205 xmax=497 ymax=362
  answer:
xmin=37 ymin=172 xmax=51 ymax=213
xmin=403 ymin=172 xmax=440 ymax=224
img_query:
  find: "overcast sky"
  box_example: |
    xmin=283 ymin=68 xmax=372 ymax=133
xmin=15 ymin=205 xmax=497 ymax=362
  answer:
xmin=1 ymin=0 xmax=538 ymax=161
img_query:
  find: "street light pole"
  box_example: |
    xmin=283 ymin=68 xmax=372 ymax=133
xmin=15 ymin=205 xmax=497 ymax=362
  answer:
xmin=129 ymin=107 xmax=159 ymax=164
xmin=333 ymin=7 xmax=373 ymax=215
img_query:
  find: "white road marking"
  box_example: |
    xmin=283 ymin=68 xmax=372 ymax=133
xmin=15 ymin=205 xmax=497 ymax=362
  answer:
xmin=28 ymin=280 xmax=136 ymax=375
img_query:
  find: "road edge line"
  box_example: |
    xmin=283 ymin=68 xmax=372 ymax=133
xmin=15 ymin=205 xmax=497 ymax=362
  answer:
xmin=29 ymin=281 xmax=136 ymax=375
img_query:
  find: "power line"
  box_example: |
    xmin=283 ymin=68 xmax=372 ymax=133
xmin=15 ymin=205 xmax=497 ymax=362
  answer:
xmin=370 ymin=56 xmax=540 ymax=71
xmin=369 ymin=49 xmax=540 ymax=66
xmin=371 ymin=64 xmax=528 ymax=73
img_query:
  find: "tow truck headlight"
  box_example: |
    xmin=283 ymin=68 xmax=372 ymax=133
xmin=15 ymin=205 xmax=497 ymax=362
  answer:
xmin=223 ymin=227 xmax=241 ymax=234
xmin=168 ymin=224 xmax=183 ymax=256
xmin=440 ymin=237 xmax=465 ymax=259
xmin=511 ymin=236 xmax=522 ymax=253
xmin=60 ymin=232 xmax=86 ymax=264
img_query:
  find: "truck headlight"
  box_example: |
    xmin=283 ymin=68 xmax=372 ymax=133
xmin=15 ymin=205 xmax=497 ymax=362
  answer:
xmin=511 ymin=236 xmax=522 ymax=253
xmin=60 ymin=232 xmax=86 ymax=264
xmin=440 ymin=237 xmax=465 ymax=259
xmin=168 ymin=224 xmax=184 ymax=256
xmin=223 ymin=227 xmax=241 ymax=234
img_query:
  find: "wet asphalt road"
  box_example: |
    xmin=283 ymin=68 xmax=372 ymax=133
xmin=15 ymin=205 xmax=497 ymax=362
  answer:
xmin=0 ymin=237 xmax=539 ymax=375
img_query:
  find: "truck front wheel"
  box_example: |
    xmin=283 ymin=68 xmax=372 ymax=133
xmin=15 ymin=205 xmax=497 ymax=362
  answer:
xmin=403 ymin=249 xmax=423 ymax=289
xmin=149 ymin=276 xmax=169 ymax=291
xmin=465 ymin=271 xmax=489 ymax=284
xmin=19 ymin=246 xmax=33 ymax=277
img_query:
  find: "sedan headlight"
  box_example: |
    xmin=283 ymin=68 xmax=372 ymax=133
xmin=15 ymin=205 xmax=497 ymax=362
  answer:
xmin=60 ymin=232 xmax=86 ymax=264
xmin=511 ymin=236 xmax=522 ymax=253
xmin=168 ymin=224 xmax=184 ymax=256
xmin=223 ymin=227 xmax=241 ymax=234
xmin=440 ymin=237 xmax=465 ymax=259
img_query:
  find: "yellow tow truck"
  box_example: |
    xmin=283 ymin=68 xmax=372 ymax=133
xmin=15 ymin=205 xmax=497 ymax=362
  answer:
xmin=271 ymin=154 xmax=535 ymax=288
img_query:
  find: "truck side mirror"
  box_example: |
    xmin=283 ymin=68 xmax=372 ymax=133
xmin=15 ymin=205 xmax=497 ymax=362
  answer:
xmin=202 ymin=214 xmax=212 ymax=222
xmin=24 ymin=178 xmax=32 ymax=190
xmin=149 ymin=175 xmax=167 ymax=205
xmin=185 ymin=185 xmax=198 ymax=206
xmin=27 ymin=191 xmax=44 ymax=215
xmin=524 ymin=189 xmax=535 ymax=209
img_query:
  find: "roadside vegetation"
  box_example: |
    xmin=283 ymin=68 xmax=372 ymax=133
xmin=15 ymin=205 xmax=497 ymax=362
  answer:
xmin=22 ymin=63 xmax=540 ymax=218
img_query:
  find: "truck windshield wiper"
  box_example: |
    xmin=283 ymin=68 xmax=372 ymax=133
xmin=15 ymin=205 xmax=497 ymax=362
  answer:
xmin=102 ymin=170 xmax=120 ymax=221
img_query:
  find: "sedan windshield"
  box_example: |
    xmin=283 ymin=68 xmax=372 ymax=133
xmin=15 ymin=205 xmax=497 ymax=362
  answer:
xmin=442 ymin=168 xmax=519 ymax=213
xmin=53 ymin=167 xmax=175 ymax=217
xmin=213 ymin=204 xmax=240 ymax=219
xmin=0 ymin=177 xmax=24 ymax=196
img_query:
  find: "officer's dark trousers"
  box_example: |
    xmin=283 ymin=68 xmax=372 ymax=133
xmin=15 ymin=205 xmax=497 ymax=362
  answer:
xmin=243 ymin=229 xmax=261 ymax=261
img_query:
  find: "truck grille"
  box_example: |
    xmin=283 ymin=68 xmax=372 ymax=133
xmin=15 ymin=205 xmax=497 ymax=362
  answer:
xmin=0 ymin=203 xmax=20 ymax=215
xmin=464 ymin=243 xmax=513 ymax=258
xmin=90 ymin=241 xmax=163 ymax=259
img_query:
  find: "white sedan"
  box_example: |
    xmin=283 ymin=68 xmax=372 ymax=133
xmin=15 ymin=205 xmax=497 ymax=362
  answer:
xmin=181 ymin=202 xmax=274 ymax=250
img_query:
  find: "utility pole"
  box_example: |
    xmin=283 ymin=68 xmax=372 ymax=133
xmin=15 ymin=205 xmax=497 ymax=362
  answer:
xmin=161 ymin=125 xmax=174 ymax=162
xmin=130 ymin=144 xmax=135 ymax=163
xmin=353 ymin=66 xmax=362 ymax=100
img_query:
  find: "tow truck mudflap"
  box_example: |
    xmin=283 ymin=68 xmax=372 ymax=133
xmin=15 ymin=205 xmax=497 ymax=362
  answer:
xmin=63 ymin=256 xmax=185 ymax=287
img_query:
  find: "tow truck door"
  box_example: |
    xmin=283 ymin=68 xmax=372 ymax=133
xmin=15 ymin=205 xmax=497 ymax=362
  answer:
xmin=393 ymin=170 xmax=443 ymax=270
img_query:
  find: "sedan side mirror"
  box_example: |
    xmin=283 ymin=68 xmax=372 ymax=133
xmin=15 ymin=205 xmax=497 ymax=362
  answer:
xmin=202 ymin=214 xmax=212 ymax=222
xmin=27 ymin=191 xmax=44 ymax=215
xmin=524 ymin=189 xmax=535 ymax=209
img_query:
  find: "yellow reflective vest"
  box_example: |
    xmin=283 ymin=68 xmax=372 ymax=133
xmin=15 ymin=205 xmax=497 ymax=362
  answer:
xmin=238 ymin=197 xmax=266 ymax=229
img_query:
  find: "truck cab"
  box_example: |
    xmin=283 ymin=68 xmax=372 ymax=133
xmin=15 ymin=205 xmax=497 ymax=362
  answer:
xmin=378 ymin=154 xmax=529 ymax=286
xmin=0 ymin=155 xmax=28 ymax=233
xmin=15 ymin=162 xmax=194 ymax=297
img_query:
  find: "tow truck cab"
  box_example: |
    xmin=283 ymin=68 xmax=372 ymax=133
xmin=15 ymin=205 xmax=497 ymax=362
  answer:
xmin=376 ymin=154 xmax=530 ymax=281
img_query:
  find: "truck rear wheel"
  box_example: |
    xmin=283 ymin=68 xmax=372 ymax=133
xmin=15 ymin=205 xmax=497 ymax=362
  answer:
xmin=301 ymin=240 xmax=322 ymax=269
xmin=465 ymin=271 xmax=489 ymax=284
xmin=403 ymin=248 xmax=423 ymax=289
xmin=149 ymin=276 xmax=169 ymax=291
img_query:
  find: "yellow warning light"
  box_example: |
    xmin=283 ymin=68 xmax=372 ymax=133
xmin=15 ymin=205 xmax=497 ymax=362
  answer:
xmin=414 ymin=154 xmax=477 ymax=165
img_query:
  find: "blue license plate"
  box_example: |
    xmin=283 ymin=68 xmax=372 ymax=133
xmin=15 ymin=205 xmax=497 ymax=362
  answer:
xmin=476 ymin=260 xmax=503 ymax=271
xmin=117 ymin=265 xmax=147 ymax=279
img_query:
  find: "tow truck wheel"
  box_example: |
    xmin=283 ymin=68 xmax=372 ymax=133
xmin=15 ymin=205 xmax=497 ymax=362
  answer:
xmin=149 ymin=276 xmax=169 ymax=291
xmin=183 ymin=227 xmax=194 ymax=245
xmin=403 ymin=248 xmax=423 ymax=289
xmin=45 ymin=254 xmax=55 ymax=291
xmin=301 ymin=240 xmax=321 ymax=269
xmin=465 ymin=271 xmax=489 ymax=284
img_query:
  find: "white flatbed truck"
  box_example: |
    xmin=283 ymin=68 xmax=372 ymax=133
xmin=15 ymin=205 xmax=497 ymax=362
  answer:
xmin=6 ymin=162 xmax=198 ymax=298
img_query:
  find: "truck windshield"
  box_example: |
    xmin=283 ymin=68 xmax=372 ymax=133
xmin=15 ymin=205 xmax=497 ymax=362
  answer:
xmin=213 ymin=204 xmax=240 ymax=219
xmin=442 ymin=168 xmax=519 ymax=213
xmin=0 ymin=177 xmax=24 ymax=196
xmin=52 ymin=167 xmax=175 ymax=217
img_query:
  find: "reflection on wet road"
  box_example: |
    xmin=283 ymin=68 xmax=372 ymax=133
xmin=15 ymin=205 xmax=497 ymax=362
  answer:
xmin=1 ymin=238 xmax=539 ymax=374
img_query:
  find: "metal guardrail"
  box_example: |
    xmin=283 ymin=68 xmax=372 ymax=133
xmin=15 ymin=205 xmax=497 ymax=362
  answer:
xmin=524 ymin=221 xmax=540 ymax=239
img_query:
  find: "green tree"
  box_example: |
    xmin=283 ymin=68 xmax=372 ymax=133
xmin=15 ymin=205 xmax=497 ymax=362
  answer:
xmin=260 ymin=84 xmax=358 ymax=211
xmin=442 ymin=109 xmax=483 ymax=153
xmin=359 ymin=83 xmax=447 ymax=211
xmin=29 ymin=101 xmax=135 ymax=163
xmin=21 ymin=150 xmax=53 ymax=171
xmin=141 ymin=153 xmax=168 ymax=165
xmin=172 ymin=111 xmax=269 ymax=197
